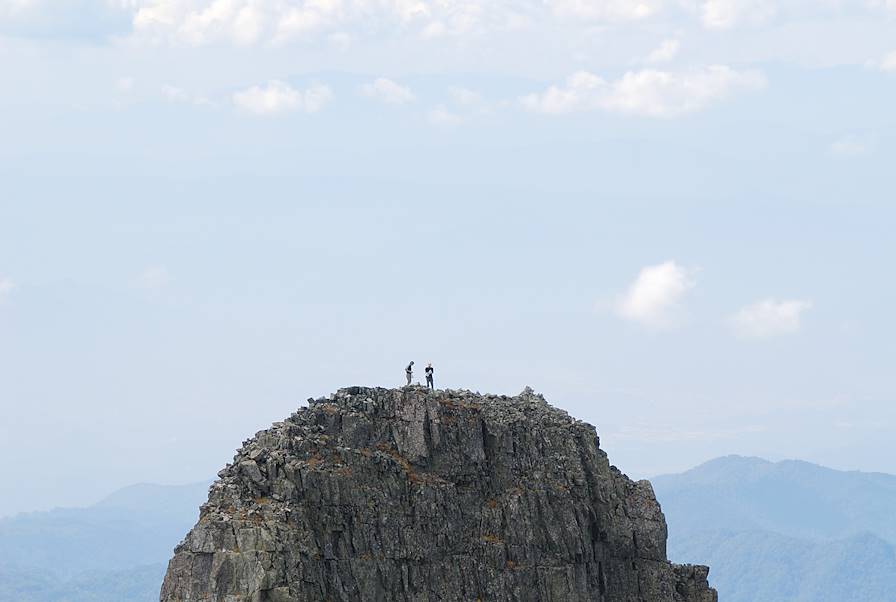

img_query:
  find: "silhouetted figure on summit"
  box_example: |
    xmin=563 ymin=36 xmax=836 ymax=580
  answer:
xmin=425 ymin=363 xmax=434 ymax=390
xmin=405 ymin=361 xmax=414 ymax=386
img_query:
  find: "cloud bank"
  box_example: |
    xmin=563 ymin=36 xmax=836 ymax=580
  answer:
xmin=699 ymin=0 xmax=777 ymax=30
xmin=644 ymin=38 xmax=680 ymax=64
xmin=1 ymin=0 xmax=893 ymax=50
xmin=361 ymin=78 xmax=415 ymax=105
xmin=2 ymin=0 xmax=889 ymax=45
xmin=233 ymin=80 xmax=332 ymax=115
xmin=731 ymin=298 xmax=813 ymax=339
xmin=522 ymin=66 xmax=766 ymax=117
xmin=547 ymin=0 xmax=662 ymax=21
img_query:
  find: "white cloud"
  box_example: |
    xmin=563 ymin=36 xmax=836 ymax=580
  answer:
xmin=881 ymin=50 xmax=896 ymax=72
xmin=134 ymin=266 xmax=170 ymax=291
xmin=615 ymin=261 xmax=696 ymax=328
xmin=0 ymin=278 xmax=15 ymax=301
xmin=3 ymin=0 xmax=894 ymax=51
xmin=419 ymin=19 xmax=448 ymax=38
xmin=731 ymin=298 xmax=813 ymax=339
xmin=234 ymin=80 xmax=301 ymax=114
xmin=233 ymin=80 xmax=332 ymax=115
xmin=127 ymin=0 xmax=671 ymax=46
xmin=829 ymin=137 xmax=870 ymax=158
xmin=700 ymin=0 xmax=777 ymax=29
xmin=449 ymin=86 xmax=482 ymax=106
xmin=868 ymin=0 xmax=896 ymax=13
xmin=418 ymin=2 xmax=533 ymax=39
xmin=131 ymin=0 xmax=481 ymax=46
xmin=162 ymin=84 xmax=212 ymax=106
xmin=427 ymin=104 xmax=463 ymax=126
xmin=522 ymin=65 xmax=766 ymax=118
xmin=548 ymin=0 xmax=663 ymax=21
xmin=134 ymin=0 xmax=275 ymax=45
xmin=361 ymin=78 xmax=415 ymax=105
xmin=522 ymin=70 xmax=607 ymax=114
xmin=424 ymin=87 xmax=506 ymax=125
xmin=5 ymin=0 xmax=889 ymax=53
xmin=596 ymin=66 xmax=767 ymax=117
xmin=644 ymin=38 xmax=680 ymax=64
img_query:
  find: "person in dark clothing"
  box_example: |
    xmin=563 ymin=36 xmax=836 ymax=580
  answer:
xmin=425 ymin=363 xmax=434 ymax=390
xmin=405 ymin=361 xmax=414 ymax=386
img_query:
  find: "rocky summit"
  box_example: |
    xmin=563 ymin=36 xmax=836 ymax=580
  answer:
xmin=160 ymin=386 xmax=716 ymax=602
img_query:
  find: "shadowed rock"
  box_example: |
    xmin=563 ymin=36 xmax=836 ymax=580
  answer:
xmin=160 ymin=386 xmax=717 ymax=601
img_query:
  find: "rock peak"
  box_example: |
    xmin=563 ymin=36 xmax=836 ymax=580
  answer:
xmin=162 ymin=387 xmax=716 ymax=602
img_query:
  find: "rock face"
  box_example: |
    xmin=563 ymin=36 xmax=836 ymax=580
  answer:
xmin=161 ymin=386 xmax=716 ymax=602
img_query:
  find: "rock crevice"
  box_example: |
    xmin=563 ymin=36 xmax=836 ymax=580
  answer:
xmin=161 ymin=386 xmax=716 ymax=602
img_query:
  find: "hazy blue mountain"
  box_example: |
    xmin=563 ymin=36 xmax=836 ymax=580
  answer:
xmin=0 ymin=563 xmax=166 ymax=602
xmin=672 ymin=530 xmax=896 ymax=602
xmin=654 ymin=456 xmax=896 ymax=602
xmin=653 ymin=455 xmax=896 ymax=544
xmin=92 ymin=482 xmax=211 ymax=518
xmin=0 ymin=482 xmax=209 ymax=602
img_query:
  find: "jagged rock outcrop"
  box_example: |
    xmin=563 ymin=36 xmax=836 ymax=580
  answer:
xmin=161 ymin=386 xmax=716 ymax=602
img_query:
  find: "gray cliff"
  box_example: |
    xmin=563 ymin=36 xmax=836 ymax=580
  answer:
xmin=160 ymin=386 xmax=716 ymax=601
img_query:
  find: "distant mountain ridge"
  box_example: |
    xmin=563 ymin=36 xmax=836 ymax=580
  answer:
xmin=3 ymin=456 xmax=895 ymax=602
xmin=92 ymin=482 xmax=212 ymax=516
xmin=671 ymin=530 xmax=896 ymax=602
xmin=653 ymin=455 xmax=896 ymax=602
xmin=0 ymin=563 xmax=168 ymax=602
xmin=0 ymin=482 xmax=209 ymax=601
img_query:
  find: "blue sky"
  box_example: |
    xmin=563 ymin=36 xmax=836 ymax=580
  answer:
xmin=1 ymin=0 xmax=894 ymax=517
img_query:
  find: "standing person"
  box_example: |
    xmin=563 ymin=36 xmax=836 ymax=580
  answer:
xmin=405 ymin=361 xmax=414 ymax=386
xmin=425 ymin=363 xmax=434 ymax=390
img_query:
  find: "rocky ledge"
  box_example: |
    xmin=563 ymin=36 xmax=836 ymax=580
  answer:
xmin=160 ymin=386 xmax=716 ymax=601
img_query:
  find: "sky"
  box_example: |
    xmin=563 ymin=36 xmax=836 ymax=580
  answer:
xmin=0 ymin=0 xmax=894 ymax=518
